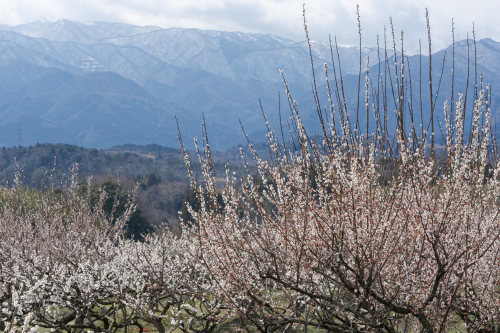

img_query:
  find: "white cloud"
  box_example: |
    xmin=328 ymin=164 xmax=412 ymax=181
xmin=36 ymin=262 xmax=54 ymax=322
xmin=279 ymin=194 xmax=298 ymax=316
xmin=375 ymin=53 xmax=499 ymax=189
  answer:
xmin=0 ymin=0 xmax=498 ymax=50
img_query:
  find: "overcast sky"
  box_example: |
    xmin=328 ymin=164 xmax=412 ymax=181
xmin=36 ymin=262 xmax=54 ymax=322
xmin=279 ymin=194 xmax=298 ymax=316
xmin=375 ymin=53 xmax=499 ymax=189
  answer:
xmin=0 ymin=0 xmax=498 ymax=51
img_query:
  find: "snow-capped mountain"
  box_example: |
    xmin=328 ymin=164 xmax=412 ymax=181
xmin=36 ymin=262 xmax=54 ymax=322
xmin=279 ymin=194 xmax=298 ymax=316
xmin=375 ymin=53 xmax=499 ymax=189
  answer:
xmin=0 ymin=19 xmax=161 ymax=44
xmin=0 ymin=19 xmax=498 ymax=149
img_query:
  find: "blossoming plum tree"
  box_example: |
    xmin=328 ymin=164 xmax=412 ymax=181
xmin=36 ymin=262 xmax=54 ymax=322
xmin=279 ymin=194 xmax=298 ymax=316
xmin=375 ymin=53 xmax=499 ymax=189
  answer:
xmin=180 ymin=11 xmax=499 ymax=332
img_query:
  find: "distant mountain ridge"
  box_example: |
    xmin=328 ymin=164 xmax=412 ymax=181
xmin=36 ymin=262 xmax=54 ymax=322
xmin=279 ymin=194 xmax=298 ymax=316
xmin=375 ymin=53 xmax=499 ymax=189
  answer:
xmin=0 ymin=19 xmax=498 ymax=149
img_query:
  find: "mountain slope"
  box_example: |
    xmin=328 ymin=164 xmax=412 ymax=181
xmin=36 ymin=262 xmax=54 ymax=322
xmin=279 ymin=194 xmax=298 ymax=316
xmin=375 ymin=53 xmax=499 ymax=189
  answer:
xmin=0 ymin=62 xmax=188 ymax=148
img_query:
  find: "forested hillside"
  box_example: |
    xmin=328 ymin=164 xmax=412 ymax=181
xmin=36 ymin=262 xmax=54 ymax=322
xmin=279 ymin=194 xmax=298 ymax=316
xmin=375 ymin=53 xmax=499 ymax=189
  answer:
xmin=0 ymin=143 xmax=248 ymax=234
